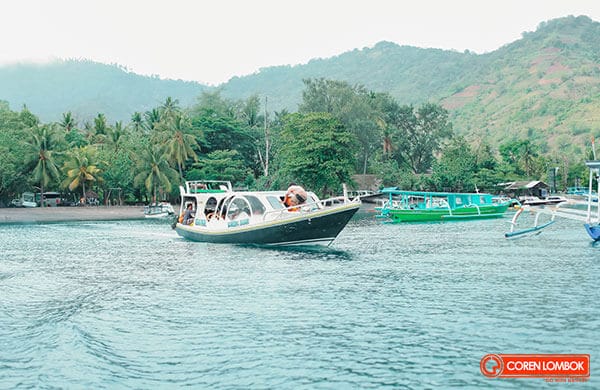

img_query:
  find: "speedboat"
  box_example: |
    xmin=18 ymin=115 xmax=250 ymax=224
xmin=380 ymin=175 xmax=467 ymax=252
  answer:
xmin=174 ymin=180 xmax=360 ymax=246
xmin=518 ymin=196 xmax=547 ymax=206
xmin=544 ymin=195 xmax=568 ymax=204
xmin=144 ymin=202 xmax=175 ymax=218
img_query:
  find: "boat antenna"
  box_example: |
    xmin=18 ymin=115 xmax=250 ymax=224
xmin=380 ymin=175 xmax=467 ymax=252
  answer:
xmin=593 ymin=136 xmax=597 ymax=160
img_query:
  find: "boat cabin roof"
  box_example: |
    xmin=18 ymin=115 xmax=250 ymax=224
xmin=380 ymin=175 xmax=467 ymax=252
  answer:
xmin=381 ymin=187 xmax=493 ymax=197
xmin=585 ymin=160 xmax=600 ymax=170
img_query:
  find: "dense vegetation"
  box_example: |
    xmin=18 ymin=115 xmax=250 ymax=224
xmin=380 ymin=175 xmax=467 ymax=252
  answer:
xmin=0 ymin=16 xmax=597 ymax=204
xmin=0 ymin=76 xmax=591 ymax=206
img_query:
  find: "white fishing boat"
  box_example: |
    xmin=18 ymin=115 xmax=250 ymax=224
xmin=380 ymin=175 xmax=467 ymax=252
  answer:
xmin=174 ymin=180 xmax=360 ymax=246
xmin=144 ymin=202 xmax=175 ymax=218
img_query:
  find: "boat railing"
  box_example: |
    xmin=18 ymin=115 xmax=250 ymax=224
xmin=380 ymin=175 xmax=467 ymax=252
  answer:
xmin=185 ymin=180 xmax=232 ymax=193
xmin=262 ymin=196 xmax=358 ymax=222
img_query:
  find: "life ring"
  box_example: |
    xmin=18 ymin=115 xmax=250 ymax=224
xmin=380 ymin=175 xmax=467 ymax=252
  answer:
xmin=206 ymin=212 xmax=217 ymax=221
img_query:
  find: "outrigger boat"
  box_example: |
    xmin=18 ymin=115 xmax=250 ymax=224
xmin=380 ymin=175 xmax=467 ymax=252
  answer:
xmin=505 ymin=205 xmax=558 ymax=239
xmin=584 ymin=160 xmax=600 ymax=241
xmin=174 ymin=180 xmax=361 ymax=246
xmin=377 ymin=188 xmax=510 ymax=222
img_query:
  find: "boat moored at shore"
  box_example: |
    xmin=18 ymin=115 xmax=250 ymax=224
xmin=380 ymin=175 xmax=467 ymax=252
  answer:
xmin=377 ymin=188 xmax=510 ymax=222
xmin=144 ymin=202 xmax=175 ymax=218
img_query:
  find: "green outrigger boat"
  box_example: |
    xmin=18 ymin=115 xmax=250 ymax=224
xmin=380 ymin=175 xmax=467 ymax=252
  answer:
xmin=377 ymin=188 xmax=510 ymax=222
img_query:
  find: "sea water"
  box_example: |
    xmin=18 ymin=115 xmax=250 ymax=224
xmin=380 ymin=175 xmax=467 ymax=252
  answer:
xmin=0 ymin=214 xmax=598 ymax=389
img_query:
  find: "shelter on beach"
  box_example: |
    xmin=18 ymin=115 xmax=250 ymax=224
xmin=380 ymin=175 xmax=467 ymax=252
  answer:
xmin=497 ymin=180 xmax=550 ymax=198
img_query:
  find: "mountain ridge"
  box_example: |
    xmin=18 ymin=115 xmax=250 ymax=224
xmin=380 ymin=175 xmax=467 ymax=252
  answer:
xmin=0 ymin=14 xmax=598 ymax=155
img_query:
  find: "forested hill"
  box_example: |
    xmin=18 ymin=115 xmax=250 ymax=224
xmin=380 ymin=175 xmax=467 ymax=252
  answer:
xmin=221 ymin=42 xmax=476 ymax=111
xmin=1 ymin=15 xmax=599 ymax=154
xmin=221 ymin=15 xmax=600 ymax=154
xmin=0 ymin=60 xmax=207 ymax=122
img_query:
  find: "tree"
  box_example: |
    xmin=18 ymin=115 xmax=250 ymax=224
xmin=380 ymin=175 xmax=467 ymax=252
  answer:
xmin=133 ymin=145 xmax=178 ymax=203
xmin=499 ymin=139 xmax=541 ymax=177
xmin=394 ymin=103 xmax=453 ymax=174
xmin=161 ymin=114 xmax=201 ymax=182
xmin=62 ymin=146 xmax=103 ymax=204
xmin=25 ymin=125 xmax=62 ymax=206
xmin=59 ymin=112 xmax=76 ymax=132
xmin=431 ymin=137 xmax=477 ymax=192
xmin=130 ymin=112 xmax=144 ymax=133
xmin=276 ymin=112 xmax=356 ymax=196
xmin=107 ymin=121 xmax=125 ymax=152
xmin=144 ymin=108 xmax=162 ymax=132
xmin=299 ymin=78 xmax=379 ymax=174
xmin=0 ymin=103 xmax=35 ymax=200
xmin=160 ymin=96 xmax=181 ymax=120
xmin=186 ymin=150 xmax=252 ymax=186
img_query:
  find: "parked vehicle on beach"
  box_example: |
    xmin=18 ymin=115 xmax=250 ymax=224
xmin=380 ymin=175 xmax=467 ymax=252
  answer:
xmin=37 ymin=192 xmax=61 ymax=207
xmin=9 ymin=192 xmax=37 ymax=208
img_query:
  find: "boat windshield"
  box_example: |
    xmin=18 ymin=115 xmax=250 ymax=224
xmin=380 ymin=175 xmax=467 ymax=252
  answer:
xmin=244 ymin=195 xmax=266 ymax=216
xmin=266 ymin=195 xmax=285 ymax=210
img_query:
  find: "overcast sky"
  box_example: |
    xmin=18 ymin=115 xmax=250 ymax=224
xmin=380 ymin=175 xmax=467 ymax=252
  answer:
xmin=2 ymin=0 xmax=599 ymax=85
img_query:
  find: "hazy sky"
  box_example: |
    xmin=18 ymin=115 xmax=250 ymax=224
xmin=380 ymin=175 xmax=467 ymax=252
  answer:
xmin=2 ymin=0 xmax=599 ymax=85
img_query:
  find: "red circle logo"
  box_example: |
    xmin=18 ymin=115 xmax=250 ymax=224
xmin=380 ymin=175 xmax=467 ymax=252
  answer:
xmin=480 ymin=354 xmax=504 ymax=378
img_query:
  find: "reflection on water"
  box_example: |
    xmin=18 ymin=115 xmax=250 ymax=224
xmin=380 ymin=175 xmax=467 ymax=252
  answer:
xmin=0 ymin=216 xmax=598 ymax=388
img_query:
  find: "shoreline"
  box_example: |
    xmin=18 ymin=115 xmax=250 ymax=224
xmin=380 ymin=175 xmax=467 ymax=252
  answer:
xmin=0 ymin=206 xmax=148 ymax=224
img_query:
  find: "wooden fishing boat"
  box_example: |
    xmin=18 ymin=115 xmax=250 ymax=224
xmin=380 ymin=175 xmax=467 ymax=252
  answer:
xmin=377 ymin=188 xmax=509 ymax=222
xmin=174 ymin=180 xmax=360 ymax=246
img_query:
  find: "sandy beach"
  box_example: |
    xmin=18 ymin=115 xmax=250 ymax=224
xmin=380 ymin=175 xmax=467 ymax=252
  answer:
xmin=0 ymin=206 xmax=148 ymax=224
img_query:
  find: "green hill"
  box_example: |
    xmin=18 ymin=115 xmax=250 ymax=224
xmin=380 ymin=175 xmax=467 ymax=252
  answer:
xmin=1 ymin=15 xmax=598 ymax=155
xmin=0 ymin=60 xmax=207 ymax=122
xmin=221 ymin=15 xmax=600 ymax=155
xmin=441 ymin=15 xmax=600 ymax=155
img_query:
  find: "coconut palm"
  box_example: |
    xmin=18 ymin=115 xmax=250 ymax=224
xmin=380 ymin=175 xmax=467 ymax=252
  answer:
xmin=59 ymin=112 xmax=76 ymax=132
xmin=62 ymin=147 xmax=103 ymax=205
xmin=144 ymin=108 xmax=162 ymax=132
xmin=134 ymin=145 xmax=178 ymax=203
xmin=25 ymin=125 xmax=61 ymax=206
xmin=131 ymin=112 xmax=144 ymax=133
xmin=107 ymin=121 xmax=125 ymax=152
xmin=161 ymin=114 xmax=200 ymax=182
xmin=161 ymin=97 xmax=180 ymax=120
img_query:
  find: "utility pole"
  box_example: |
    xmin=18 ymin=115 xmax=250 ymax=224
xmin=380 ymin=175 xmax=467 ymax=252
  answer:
xmin=264 ymin=96 xmax=269 ymax=177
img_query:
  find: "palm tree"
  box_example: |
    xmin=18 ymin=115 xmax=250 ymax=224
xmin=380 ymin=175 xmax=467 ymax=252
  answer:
xmin=25 ymin=125 xmax=61 ymax=206
xmin=160 ymin=97 xmax=180 ymax=120
xmin=107 ymin=121 xmax=125 ymax=152
xmin=162 ymin=114 xmax=200 ymax=182
xmin=62 ymin=147 xmax=103 ymax=205
xmin=59 ymin=112 xmax=76 ymax=132
xmin=144 ymin=108 xmax=162 ymax=132
xmin=131 ymin=112 xmax=144 ymax=133
xmin=134 ymin=145 xmax=178 ymax=203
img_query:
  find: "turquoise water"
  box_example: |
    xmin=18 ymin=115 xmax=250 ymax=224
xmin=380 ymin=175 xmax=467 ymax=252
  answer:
xmin=0 ymin=213 xmax=598 ymax=388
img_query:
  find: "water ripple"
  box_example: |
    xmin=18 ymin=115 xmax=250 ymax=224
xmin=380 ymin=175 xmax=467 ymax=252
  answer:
xmin=0 ymin=217 xmax=598 ymax=388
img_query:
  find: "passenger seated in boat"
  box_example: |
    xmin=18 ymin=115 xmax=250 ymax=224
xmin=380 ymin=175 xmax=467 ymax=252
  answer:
xmin=284 ymin=184 xmax=307 ymax=211
xmin=228 ymin=205 xmax=250 ymax=220
xmin=183 ymin=203 xmax=195 ymax=225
